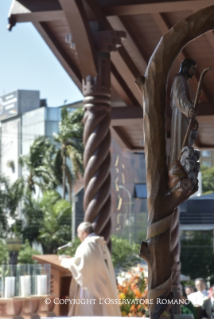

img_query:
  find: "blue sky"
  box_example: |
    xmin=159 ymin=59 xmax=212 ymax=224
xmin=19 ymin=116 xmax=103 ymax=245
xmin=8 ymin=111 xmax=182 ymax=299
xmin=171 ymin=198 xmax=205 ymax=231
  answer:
xmin=0 ymin=1 xmax=83 ymax=107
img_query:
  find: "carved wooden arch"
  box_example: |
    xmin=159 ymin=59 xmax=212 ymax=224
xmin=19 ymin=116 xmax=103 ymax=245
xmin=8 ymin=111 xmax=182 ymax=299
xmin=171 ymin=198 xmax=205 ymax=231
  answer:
xmin=136 ymin=5 xmax=214 ymax=318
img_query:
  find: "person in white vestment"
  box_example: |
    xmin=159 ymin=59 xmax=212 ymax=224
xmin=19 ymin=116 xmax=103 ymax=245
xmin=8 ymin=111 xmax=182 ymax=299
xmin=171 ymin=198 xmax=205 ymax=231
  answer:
xmin=61 ymin=222 xmax=121 ymax=316
xmin=188 ymin=278 xmax=208 ymax=307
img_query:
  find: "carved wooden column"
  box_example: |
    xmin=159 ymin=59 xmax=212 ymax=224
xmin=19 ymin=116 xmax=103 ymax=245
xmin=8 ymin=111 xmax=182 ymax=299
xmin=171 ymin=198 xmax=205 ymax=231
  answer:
xmin=136 ymin=6 xmax=214 ymax=318
xmin=171 ymin=207 xmax=182 ymax=315
xmin=59 ymin=0 xmax=125 ymax=245
xmin=83 ymin=53 xmax=112 ymax=243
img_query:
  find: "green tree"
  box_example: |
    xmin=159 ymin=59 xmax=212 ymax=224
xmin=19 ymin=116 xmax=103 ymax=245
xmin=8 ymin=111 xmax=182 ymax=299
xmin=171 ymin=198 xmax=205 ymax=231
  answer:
xmin=19 ymin=136 xmax=60 ymax=194
xmin=180 ymin=230 xmax=214 ymax=282
xmin=201 ymin=165 xmax=214 ymax=194
xmin=0 ymin=239 xmax=8 ymax=264
xmin=111 ymin=235 xmax=141 ymax=271
xmin=17 ymin=192 xmax=44 ymax=244
xmin=14 ymin=191 xmax=72 ymax=254
xmin=17 ymin=240 xmax=41 ymax=264
xmin=38 ymin=191 xmax=72 ymax=253
xmin=0 ymin=175 xmax=24 ymax=236
xmin=53 ymin=107 xmax=84 ymax=201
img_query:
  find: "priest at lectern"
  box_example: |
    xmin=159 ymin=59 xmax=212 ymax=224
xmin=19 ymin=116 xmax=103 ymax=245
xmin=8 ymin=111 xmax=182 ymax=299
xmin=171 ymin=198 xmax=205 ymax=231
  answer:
xmin=60 ymin=222 xmax=121 ymax=316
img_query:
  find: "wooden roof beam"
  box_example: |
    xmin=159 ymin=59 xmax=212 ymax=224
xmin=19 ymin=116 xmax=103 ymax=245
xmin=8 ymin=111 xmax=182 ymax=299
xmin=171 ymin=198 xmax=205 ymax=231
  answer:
xmin=197 ymin=115 xmax=214 ymax=123
xmin=33 ymin=21 xmax=82 ymax=90
xmin=110 ymin=126 xmax=132 ymax=150
xmin=197 ymin=103 xmax=214 ymax=116
xmin=110 ymin=127 xmax=144 ymax=152
xmin=191 ymin=8 xmax=214 ymax=52
xmin=84 ymin=0 xmax=142 ymax=106
xmin=8 ymin=0 xmax=214 ymax=24
xmin=151 ymin=13 xmax=209 ymax=103
xmin=111 ymin=106 xmax=143 ymax=126
xmin=111 ymin=106 xmax=144 ymax=150
xmin=9 ymin=0 xmax=142 ymax=105
xmin=111 ymin=48 xmax=142 ymax=105
xmin=7 ymin=0 xmax=64 ymax=29
xmin=107 ymin=16 xmax=147 ymax=75
xmin=59 ymin=0 xmax=97 ymax=79
xmin=8 ymin=10 xmax=65 ymax=25
xmin=111 ymin=64 xmax=139 ymax=106
xmin=104 ymin=0 xmax=214 ymax=16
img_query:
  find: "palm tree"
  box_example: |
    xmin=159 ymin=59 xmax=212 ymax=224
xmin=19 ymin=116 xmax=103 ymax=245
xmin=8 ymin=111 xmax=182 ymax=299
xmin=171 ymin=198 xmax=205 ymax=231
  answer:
xmin=0 ymin=175 xmax=10 ymax=235
xmin=54 ymin=107 xmax=84 ymax=242
xmin=16 ymin=190 xmax=72 ymax=251
xmin=0 ymin=175 xmax=24 ymax=237
xmin=38 ymin=190 xmax=71 ymax=253
xmin=16 ymin=135 xmax=76 ymax=244
xmin=53 ymin=107 xmax=84 ymax=201
xmin=0 ymin=239 xmax=8 ymax=264
xmin=18 ymin=191 xmax=44 ymax=244
xmin=19 ymin=136 xmax=60 ymax=194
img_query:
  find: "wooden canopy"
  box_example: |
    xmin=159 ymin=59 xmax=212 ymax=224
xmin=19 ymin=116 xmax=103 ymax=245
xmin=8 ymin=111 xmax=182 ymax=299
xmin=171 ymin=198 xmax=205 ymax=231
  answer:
xmin=8 ymin=0 xmax=214 ymax=150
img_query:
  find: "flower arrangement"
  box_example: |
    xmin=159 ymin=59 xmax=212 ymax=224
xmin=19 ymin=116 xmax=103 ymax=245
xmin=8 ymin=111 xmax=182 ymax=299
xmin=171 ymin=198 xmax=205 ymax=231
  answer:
xmin=117 ymin=266 xmax=149 ymax=317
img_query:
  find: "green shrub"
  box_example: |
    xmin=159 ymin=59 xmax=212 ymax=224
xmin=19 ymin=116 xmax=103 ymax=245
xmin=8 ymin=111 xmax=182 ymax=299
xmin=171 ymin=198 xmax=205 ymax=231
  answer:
xmin=18 ymin=240 xmax=41 ymax=264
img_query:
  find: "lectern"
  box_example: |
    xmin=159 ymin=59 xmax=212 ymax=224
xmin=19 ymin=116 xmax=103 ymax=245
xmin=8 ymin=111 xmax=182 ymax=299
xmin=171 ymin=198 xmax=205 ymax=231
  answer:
xmin=32 ymin=255 xmax=72 ymax=316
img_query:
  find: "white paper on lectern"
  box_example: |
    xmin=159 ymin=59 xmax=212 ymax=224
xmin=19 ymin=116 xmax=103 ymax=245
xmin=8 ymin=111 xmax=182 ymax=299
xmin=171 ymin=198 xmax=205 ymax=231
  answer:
xmin=60 ymin=257 xmax=73 ymax=269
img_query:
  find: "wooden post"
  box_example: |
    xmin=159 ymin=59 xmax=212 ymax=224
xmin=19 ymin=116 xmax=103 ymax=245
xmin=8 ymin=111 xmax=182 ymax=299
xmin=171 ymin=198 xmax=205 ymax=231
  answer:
xmin=136 ymin=6 xmax=214 ymax=318
xmin=59 ymin=0 xmax=125 ymax=244
xmin=83 ymin=52 xmax=112 ymax=243
xmin=171 ymin=207 xmax=182 ymax=315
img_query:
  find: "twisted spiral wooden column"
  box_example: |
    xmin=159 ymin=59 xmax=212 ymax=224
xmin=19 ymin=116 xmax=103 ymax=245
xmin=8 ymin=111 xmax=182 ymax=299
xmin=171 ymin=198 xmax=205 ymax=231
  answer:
xmin=83 ymin=53 xmax=112 ymax=244
xmin=171 ymin=207 xmax=182 ymax=315
xmin=140 ymin=211 xmax=175 ymax=316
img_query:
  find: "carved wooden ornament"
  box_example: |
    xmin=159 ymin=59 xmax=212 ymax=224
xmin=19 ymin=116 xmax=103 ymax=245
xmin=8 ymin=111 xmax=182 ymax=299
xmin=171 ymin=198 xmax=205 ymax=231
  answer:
xmin=136 ymin=5 xmax=214 ymax=318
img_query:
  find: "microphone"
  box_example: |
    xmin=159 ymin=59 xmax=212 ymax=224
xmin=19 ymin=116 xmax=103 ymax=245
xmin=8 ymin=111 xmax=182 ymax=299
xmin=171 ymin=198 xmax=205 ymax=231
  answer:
xmin=57 ymin=242 xmax=72 ymax=251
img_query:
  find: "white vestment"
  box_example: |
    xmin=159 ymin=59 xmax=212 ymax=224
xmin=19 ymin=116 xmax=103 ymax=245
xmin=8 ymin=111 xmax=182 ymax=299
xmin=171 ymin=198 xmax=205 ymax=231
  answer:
xmin=63 ymin=234 xmax=121 ymax=316
xmin=188 ymin=290 xmax=209 ymax=306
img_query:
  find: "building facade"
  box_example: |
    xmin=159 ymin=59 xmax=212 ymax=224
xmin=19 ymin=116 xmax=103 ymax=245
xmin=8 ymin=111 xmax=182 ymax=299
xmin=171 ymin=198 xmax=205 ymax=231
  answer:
xmin=200 ymin=150 xmax=214 ymax=168
xmin=0 ymin=90 xmax=82 ymax=186
xmin=0 ymin=90 xmax=41 ymax=183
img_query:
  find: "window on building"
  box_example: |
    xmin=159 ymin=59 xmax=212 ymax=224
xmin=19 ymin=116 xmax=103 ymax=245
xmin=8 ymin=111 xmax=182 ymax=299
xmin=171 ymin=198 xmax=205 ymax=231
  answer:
xmin=202 ymin=150 xmax=211 ymax=157
xmin=134 ymin=184 xmax=147 ymax=198
xmin=202 ymin=161 xmax=211 ymax=167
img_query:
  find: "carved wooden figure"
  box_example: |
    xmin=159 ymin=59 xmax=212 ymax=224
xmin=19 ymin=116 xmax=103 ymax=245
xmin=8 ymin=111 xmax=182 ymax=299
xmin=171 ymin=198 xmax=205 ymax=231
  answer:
xmin=136 ymin=6 xmax=214 ymax=319
xmin=169 ymin=58 xmax=198 ymax=166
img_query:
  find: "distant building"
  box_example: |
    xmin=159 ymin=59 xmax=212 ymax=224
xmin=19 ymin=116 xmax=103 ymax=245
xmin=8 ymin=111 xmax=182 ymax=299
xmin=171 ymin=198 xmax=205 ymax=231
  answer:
xmin=180 ymin=193 xmax=214 ymax=231
xmin=73 ymin=139 xmax=148 ymax=243
xmin=0 ymin=89 xmax=82 ymax=187
xmin=0 ymin=90 xmax=41 ymax=183
xmin=200 ymin=150 xmax=214 ymax=168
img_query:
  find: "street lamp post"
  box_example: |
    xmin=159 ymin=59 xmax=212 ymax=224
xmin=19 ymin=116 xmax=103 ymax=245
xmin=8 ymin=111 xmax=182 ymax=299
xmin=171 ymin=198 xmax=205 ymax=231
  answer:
xmin=119 ymin=185 xmax=132 ymax=244
xmin=6 ymin=235 xmax=22 ymax=265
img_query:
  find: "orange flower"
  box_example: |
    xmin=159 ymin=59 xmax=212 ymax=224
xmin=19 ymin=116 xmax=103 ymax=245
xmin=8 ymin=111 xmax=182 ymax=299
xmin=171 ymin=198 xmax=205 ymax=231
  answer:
xmin=117 ymin=267 xmax=148 ymax=317
xmin=133 ymin=289 xmax=142 ymax=298
xmin=130 ymin=305 xmax=137 ymax=312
